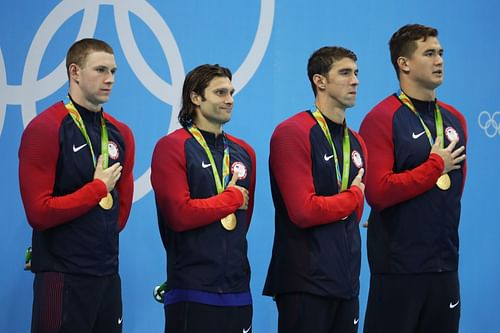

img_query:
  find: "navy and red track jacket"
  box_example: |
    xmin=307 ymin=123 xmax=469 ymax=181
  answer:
xmin=263 ymin=111 xmax=367 ymax=299
xmin=18 ymin=100 xmax=135 ymax=276
xmin=151 ymin=128 xmax=256 ymax=294
xmin=359 ymin=94 xmax=467 ymax=274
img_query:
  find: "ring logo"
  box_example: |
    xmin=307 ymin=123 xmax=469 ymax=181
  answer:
xmin=478 ymin=111 xmax=500 ymax=138
xmin=1 ymin=1 xmax=275 ymax=202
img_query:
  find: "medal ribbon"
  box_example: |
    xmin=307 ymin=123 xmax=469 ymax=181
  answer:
xmin=397 ymin=90 xmax=444 ymax=148
xmin=312 ymin=108 xmax=351 ymax=192
xmin=187 ymin=126 xmax=230 ymax=194
xmin=63 ymin=96 xmax=109 ymax=168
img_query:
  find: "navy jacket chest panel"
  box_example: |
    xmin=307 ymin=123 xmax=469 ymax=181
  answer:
xmin=392 ymin=106 xmax=466 ymax=173
xmin=55 ymin=115 xmax=126 ymax=195
xmin=310 ymin=124 xmax=365 ymax=196
xmin=184 ymin=137 xmax=252 ymax=198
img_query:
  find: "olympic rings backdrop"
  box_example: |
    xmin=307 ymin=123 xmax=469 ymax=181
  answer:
xmin=1 ymin=1 xmax=498 ymax=332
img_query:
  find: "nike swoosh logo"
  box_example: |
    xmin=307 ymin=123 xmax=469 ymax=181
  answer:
xmin=354 ymin=318 xmax=359 ymax=325
xmin=72 ymin=143 xmax=87 ymax=152
xmin=449 ymin=301 xmax=460 ymax=309
xmin=412 ymin=131 xmax=426 ymax=139
xmin=324 ymin=154 xmax=334 ymax=161
xmin=202 ymin=161 xmax=211 ymax=168
xmin=243 ymin=325 xmax=252 ymax=333
xmin=117 ymin=317 xmax=122 ymax=325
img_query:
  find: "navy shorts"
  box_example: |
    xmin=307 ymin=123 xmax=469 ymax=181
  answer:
xmin=363 ymin=272 xmax=460 ymax=333
xmin=276 ymin=292 xmax=359 ymax=333
xmin=165 ymin=302 xmax=252 ymax=333
xmin=31 ymin=272 xmax=122 ymax=333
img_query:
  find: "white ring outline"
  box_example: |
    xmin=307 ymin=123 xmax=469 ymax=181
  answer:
xmin=478 ymin=111 xmax=500 ymax=138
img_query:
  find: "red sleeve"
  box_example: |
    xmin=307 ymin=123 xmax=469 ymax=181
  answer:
xmin=270 ymin=114 xmax=364 ymax=229
xmin=18 ymin=104 xmax=108 ymax=231
xmin=151 ymin=130 xmax=244 ymax=232
xmin=351 ymin=130 xmax=368 ymax=223
xmin=107 ymin=115 xmax=135 ymax=231
xmin=359 ymin=98 xmax=444 ymax=211
xmin=438 ymin=101 xmax=468 ymax=190
xmin=226 ymin=134 xmax=256 ymax=228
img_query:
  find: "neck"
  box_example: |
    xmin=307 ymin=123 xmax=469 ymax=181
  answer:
xmin=315 ymin=97 xmax=345 ymax=124
xmin=69 ymin=87 xmax=102 ymax=112
xmin=193 ymin=121 xmax=223 ymax=137
xmin=400 ymin=80 xmax=436 ymax=101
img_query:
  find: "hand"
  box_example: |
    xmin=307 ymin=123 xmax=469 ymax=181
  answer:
xmin=93 ymin=155 xmax=122 ymax=192
xmin=430 ymin=137 xmax=466 ymax=174
xmin=227 ymin=171 xmax=249 ymax=210
xmin=351 ymin=168 xmax=365 ymax=194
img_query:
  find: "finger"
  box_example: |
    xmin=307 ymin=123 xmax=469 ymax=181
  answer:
xmin=433 ymin=136 xmax=441 ymax=148
xmin=357 ymin=168 xmax=365 ymax=178
xmin=450 ymin=146 xmax=465 ymax=158
xmin=446 ymin=139 xmax=457 ymax=152
xmin=228 ymin=171 xmax=239 ymax=186
xmin=96 ymin=155 xmax=104 ymax=168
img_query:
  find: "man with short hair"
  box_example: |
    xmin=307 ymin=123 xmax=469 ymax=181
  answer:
xmin=360 ymin=24 xmax=467 ymax=333
xmin=151 ymin=64 xmax=255 ymax=333
xmin=263 ymin=46 xmax=367 ymax=333
xmin=19 ymin=38 xmax=135 ymax=333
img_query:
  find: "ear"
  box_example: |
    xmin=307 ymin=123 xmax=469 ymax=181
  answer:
xmin=397 ymin=56 xmax=410 ymax=74
xmin=190 ymin=91 xmax=201 ymax=106
xmin=313 ymin=74 xmax=326 ymax=90
xmin=68 ymin=63 xmax=80 ymax=83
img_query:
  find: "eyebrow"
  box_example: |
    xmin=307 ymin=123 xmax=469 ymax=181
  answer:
xmin=423 ymin=48 xmax=444 ymax=53
xmin=337 ymin=67 xmax=358 ymax=73
xmin=214 ymin=87 xmax=235 ymax=93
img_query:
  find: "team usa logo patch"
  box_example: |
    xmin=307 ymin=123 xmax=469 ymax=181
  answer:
xmin=231 ymin=161 xmax=247 ymax=180
xmin=445 ymin=126 xmax=459 ymax=142
xmin=108 ymin=141 xmax=119 ymax=160
xmin=351 ymin=150 xmax=363 ymax=168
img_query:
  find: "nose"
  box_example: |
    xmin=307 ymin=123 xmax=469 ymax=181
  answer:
xmin=105 ymin=71 xmax=115 ymax=84
xmin=225 ymin=94 xmax=234 ymax=104
xmin=351 ymin=74 xmax=359 ymax=85
xmin=435 ymin=54 xmax=444 ymax=65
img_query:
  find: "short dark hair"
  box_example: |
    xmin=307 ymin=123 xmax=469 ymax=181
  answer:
xmin=178 ymin=64 xmax=232 ymax=127
xmin=389 ymin=24 xmax=438 ymax=79
xmin=66 ymin=38 xmax=114 ymax=78
xmin=307 ymin=46 xmax=357 ymax=96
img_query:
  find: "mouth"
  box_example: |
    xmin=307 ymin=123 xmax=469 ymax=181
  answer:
xmin=433 ymin=69 xmax=443 ymax=75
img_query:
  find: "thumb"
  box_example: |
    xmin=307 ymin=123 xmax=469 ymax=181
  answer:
xmin=228 ymin=171 xmax=239 ymax=186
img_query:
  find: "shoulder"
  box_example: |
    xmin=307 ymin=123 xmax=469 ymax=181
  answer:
xmin=225 ymin=133 xmax=255 ymax=157
xmin=154 ymin=128 xmax=190 ymax=151
xmin=103 ymin=112 xmax=134 ymax=138
xmin=273 ymin=111 xmax=315 ymax=138
xmin=360 ymin=94 xmax=403 ymax=134
xmin=23 ymin=101 xmax=67 ymax=136
xmin=367 ymin=94 xmax=402 ymax=119
xmin=437 ymin=100 xmax=466 ymax=124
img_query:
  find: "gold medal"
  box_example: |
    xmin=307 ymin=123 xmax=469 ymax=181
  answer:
xmin=220 ymin=213 xmax=237 ymax=231
xmin=99 ymin=192 xmax=114 ymax=210
xmin=436 ymin=174 xmax=451 ymax=191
